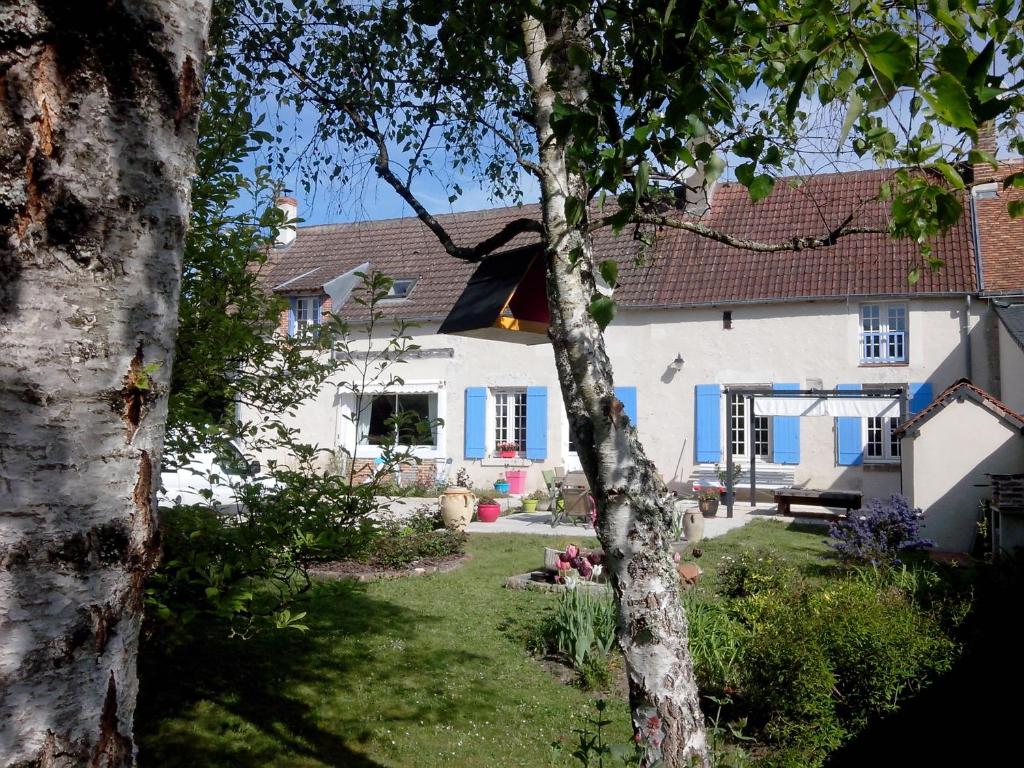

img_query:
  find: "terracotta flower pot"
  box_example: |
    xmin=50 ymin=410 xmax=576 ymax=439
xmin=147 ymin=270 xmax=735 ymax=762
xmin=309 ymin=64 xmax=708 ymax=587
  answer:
xmin=476 ymin=502 xmax=501 ymax=522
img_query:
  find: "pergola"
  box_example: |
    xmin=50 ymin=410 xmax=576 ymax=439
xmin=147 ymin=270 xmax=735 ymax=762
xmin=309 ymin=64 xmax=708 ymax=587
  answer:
xmin=720 ymin=385 xmax=908 ymax=518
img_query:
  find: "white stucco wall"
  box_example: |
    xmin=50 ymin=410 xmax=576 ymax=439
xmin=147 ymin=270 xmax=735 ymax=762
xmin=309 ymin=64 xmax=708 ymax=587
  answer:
xmin=902 ymin=398 xmax=1024 ymax=552
xmin=998 ymin=322 xmax=1024 ymax=413
xmin=243 ymin=295 xmax=986 ymax=499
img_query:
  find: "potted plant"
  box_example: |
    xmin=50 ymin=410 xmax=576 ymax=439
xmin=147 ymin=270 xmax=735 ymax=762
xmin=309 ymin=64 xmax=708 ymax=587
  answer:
xmin=493 ymin=474 xmax=510 ymax=494
xmin=694 ymin=485 xmax=722 ymax=517
xmin=496 ymin=441 xmax=519 ymax=459
xmin=523 ymin=489 xmax=546 ymax=513
xmin=476 ymin=491 xmax=501 ymax=523
xmin=715 ymin=462 xmax=742 ymax=505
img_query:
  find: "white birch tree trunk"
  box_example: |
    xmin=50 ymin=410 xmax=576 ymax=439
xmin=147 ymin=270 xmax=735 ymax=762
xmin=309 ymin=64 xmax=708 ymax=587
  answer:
xmin=521 ymin=11 xmax=709 ymax=767
xmin=0 ymin=2 xmax=211 ymax=764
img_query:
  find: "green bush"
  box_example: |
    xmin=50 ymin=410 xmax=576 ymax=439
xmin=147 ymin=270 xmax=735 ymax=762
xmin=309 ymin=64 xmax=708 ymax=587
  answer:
xmin=370 ymin=528 xmax=466 ymax=569
xmin=737 ymin=579 xmax=958 ymax=767
xmin=683 ymin=593 xmax=744 ymax=696
xmin=716 ymin=549 xmax=796 ymax=599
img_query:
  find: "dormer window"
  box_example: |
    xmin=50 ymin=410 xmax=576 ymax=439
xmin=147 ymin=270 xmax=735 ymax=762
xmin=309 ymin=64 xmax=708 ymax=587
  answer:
xmin=385 ymin=278 xmax=416 ymax=300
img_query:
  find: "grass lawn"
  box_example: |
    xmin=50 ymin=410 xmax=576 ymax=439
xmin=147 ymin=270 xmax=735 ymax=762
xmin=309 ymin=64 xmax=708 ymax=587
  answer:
xmin=135 ymin=521 xmax=830 ymax=767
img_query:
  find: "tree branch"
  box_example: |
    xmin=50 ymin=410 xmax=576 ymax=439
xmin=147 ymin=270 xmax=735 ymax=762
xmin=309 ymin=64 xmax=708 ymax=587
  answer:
xmin=589 ymin=211 xmax=886 ymax=252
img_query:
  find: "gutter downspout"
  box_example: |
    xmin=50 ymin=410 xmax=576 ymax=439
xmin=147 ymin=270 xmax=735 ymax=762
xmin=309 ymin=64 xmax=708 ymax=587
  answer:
xmin=965 ymin=295 xmax=973 ymax=381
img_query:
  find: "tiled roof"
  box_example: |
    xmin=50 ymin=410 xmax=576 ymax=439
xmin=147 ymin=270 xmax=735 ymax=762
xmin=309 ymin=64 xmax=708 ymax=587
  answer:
xmin=899 ymin=378 xmax=1024 ymax=436
xmin=995 ymin=303 xmax=1024 ymax=352
xmin=258 ymin=168 xmax=978 ymax=319
xmin=974 ymin=160 xmax=1024 ymax=294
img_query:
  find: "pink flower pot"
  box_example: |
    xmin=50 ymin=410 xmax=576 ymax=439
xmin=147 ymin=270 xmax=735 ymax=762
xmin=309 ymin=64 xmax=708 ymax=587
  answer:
xmin=476 ymin=503 xmax=501 ymax=522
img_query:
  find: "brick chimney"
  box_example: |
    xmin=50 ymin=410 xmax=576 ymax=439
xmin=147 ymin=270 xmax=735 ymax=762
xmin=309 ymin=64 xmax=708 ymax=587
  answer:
xmin=972 ymin=121 xmax=998 ymax=185
xmin=274 ymin=194 xmax=298 ymax=247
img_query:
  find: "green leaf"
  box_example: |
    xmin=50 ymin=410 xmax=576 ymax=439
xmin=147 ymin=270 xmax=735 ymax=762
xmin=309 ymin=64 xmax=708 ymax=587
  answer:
xmin=588 ymin=296 xmax=616 ymax=330
xmin=1009 ymin=200 xmax=1024 ymax=219
xmin=703 ymin=153 xmax=726 ymax=185
xmin=635 ymin=159 xmax=650 ymax=192
xmin=862 ymin=31 xmax=913 ymax=82
xmin=932 ymin=160 xmax=964 ymax=190
xmin=564 ymin=196 xmax=585 ymax=227
xmin=748 ymin=174 xmax=775 ymax=203
xmin=735 ymin=162 xmax=755 ymax=187
xmin=837 ymin=92 xmax=863 ymax=150
xmin=786 ymin=56 xmax=817 ymax=120
xmin=598 ymin=259 xmax=619 ymax=289
xmin=923 ymin=73 xmax=976 ymax=129
xmin=908 ymin=267 xmax=921 ymax=285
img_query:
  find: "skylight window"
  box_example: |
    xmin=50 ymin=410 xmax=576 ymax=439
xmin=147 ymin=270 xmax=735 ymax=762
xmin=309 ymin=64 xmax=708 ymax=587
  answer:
xmin=385 ymin=278 xmax=416 ymax=299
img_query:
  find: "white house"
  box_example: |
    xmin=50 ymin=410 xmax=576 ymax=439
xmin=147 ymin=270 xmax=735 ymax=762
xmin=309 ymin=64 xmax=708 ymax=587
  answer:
xmin=248 ymin=163 xmax=1024 ymax=549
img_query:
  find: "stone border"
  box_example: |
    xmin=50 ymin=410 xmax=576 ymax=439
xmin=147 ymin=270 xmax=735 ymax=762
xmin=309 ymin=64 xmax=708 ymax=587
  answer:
xmin=309 ymin=553 xmax=472 ymax=583
xmin=505 ymin=570 xmax=610 ymax=594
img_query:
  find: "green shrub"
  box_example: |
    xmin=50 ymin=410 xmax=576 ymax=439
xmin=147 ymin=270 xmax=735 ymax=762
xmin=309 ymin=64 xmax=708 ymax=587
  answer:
xmin=369 ymin=529 xmax=466 ymax=569
xmin=737 ymin=579 xmax=958 ymax=767
xmin=716 ymin=549 xmax=796 ymax=599
xmin=683 ymin=593 xmax=745 ymax=696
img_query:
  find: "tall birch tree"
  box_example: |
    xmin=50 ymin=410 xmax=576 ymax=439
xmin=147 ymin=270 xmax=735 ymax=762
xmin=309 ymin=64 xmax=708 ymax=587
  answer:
xmin=236 ymin=1 xmax=1022 ymax=764
xmin=0 ymin=2 xmax=212 ymax=764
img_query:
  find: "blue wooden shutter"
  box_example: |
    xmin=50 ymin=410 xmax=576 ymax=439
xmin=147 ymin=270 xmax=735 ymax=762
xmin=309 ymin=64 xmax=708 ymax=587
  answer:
xmin=614 ymin=386 xmax=638 ymax=426
xmin=287 ymin=297 xmax=297 ymax=337
xmin=908 ymin=381 xmax=933 ymax=415
xmin=464 ymin=387 xmax=487 ymax=459
xmin=772 ymin=383 xmax=800 ymax=464
xmin=525 ymin=387 xmax=548 ymax=460
xmin=836 ymin=383 xmax=863 ymax=466
xmin=695 ymin=384 xmax=722 ymax=463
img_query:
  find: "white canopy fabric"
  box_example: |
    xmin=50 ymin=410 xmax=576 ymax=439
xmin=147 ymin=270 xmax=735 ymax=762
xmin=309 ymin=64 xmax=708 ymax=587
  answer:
xmin=753 ymin=396 xmax=900 ymax=418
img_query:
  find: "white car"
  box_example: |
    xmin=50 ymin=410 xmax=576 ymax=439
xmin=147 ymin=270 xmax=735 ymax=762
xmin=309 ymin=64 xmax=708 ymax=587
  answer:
xmin=159 ymin=443 xmax=276 ymax=514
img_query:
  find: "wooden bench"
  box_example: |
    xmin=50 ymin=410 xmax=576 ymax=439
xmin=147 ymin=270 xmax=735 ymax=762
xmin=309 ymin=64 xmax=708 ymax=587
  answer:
xmin=773 ymin=488 xmax=862 ymax=517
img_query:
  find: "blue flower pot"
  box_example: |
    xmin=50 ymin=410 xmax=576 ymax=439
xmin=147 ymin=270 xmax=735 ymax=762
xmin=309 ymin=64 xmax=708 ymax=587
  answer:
xmin=494 ymin=481 xmax=509 ymax=494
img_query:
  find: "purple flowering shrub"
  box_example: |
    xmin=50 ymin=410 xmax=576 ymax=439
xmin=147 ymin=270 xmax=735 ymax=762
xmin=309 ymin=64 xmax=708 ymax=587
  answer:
xmin=828 ymin=494 xmax=934 ymax=565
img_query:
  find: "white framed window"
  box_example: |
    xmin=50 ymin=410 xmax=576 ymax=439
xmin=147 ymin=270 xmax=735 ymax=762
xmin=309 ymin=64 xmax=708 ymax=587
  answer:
xmin=384 ymin=278 xmax=416 ymax=300
xmin=864 ymin=416 xmax=901 ymax=462
xmin=338 ymin=381 xmax=446 ymax=461
xmin=290 ymin=296 xmax=321 ymax=337
xmin=359 ymin=392 xmax=437 ymax=447
xmin=727 ymin=390 xmax=771 ymax=461
xmin=493 ymin=389 xmax=527 ymax=453
xmin=860 ymin=303 xmax=907 ymax=363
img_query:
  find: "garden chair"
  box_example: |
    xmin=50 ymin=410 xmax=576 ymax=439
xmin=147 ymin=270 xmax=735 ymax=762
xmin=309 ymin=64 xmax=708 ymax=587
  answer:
xmin=550 ymin=470 xmax=595 ymax=527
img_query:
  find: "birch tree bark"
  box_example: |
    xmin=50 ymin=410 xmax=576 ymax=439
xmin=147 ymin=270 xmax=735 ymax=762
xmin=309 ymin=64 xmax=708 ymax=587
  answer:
xmin=521 ymin=12 xmax=708 ymax=767
xmin=0 ymin=2 xmax=211 ymax=764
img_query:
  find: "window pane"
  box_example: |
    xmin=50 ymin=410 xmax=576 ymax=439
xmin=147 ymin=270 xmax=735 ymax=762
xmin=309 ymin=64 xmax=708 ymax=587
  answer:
xmin=395 ymin=394 xmax=433 ymax=446
xmin=366 ymin=395 xmax=396 ymax=445
xmin=862 ymin=305 xmax=880 ymax=331
xmin=866 ymin=417 xmax=883 ymax=457
xmin=889 ymin=417 xmax=901 ymax=458
xmin=753 ymin=415 xmax=770 ymax=458
xmin=494 ymin=390 xmax=527 ymax=451
xmin=888 ymin=305 xmax=906 ymax=332
xmin=729 ymin=394 xmax=746 ymax=456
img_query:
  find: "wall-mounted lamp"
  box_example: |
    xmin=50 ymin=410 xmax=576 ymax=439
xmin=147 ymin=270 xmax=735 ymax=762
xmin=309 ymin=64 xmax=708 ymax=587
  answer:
xmin=671 ymin=353 xmax=685 ymax=371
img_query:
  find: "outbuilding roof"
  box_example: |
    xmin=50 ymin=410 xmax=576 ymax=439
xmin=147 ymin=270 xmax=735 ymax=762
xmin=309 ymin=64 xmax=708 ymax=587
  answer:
xmin=258 ymin=168 xmax=978 ymax=319
xmin=898 ymin=378 xmax=1024 ymax=437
